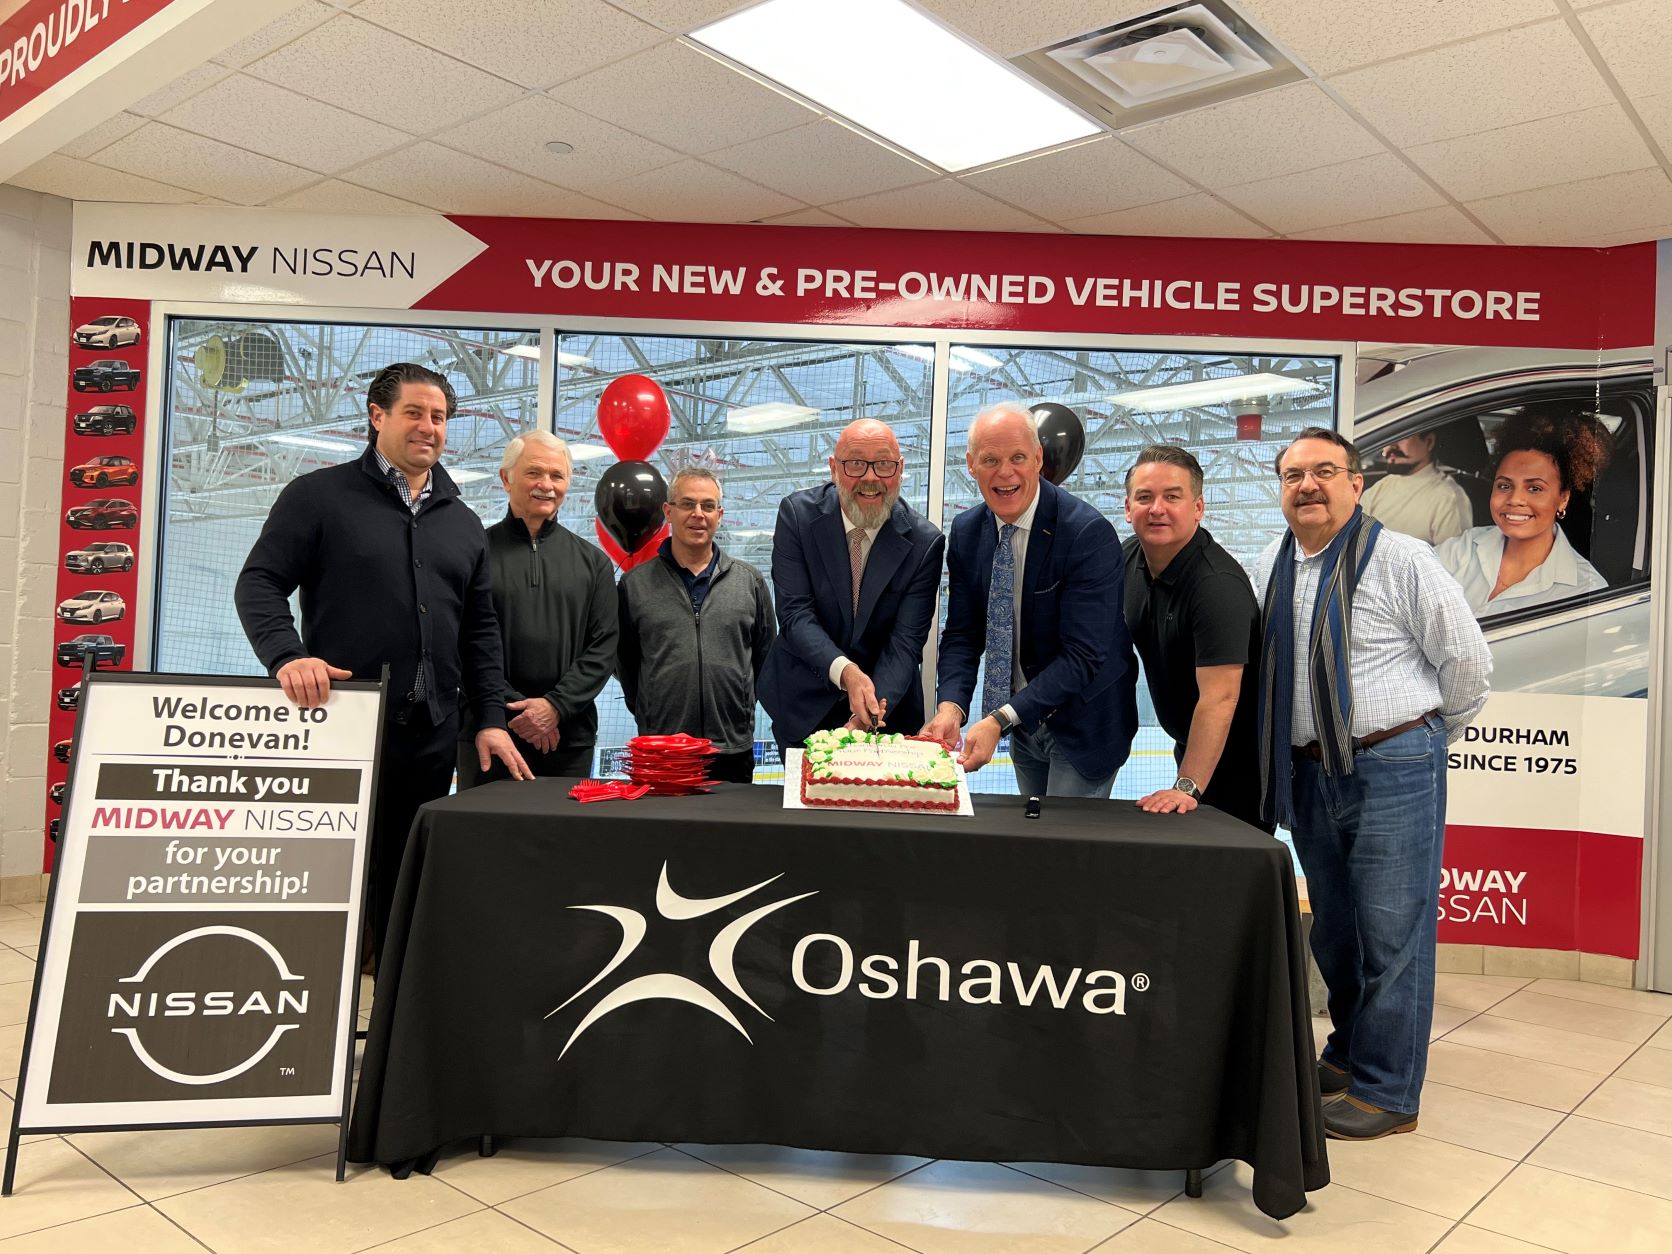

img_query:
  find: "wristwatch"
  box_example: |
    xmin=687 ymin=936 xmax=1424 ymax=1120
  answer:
xmin=990 ymin=708 xmax=1017 ymax=735
xmin=1172 ymin=776 xmax=1200 ymax=799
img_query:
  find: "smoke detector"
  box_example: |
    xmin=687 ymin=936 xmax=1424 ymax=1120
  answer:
xmin=1013 ymin=1 xmax=1302 ymax=129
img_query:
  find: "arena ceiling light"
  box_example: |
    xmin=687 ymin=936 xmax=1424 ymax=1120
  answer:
xmin=690 ymin=0 xmax=1100 ymax=172
xmin=503 ymin=344 xmax=593 ymax=368
xmin=895 ymin=345 xmax=969 ymax=372
xmin=267 ymin=432 xmax=362 ymax=452
xmin=1106 ymin=373 xmax=1319 ymax=412
xmin=727 ymin=402 xmax=821 ymax=434
xmin=566 ymin=442 xmax=615 ymax=461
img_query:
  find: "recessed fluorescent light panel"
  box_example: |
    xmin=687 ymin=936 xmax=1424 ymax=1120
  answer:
xmin=1107 ymin=373 xmax=1317 ymax=412
xmin=727 ymin=402 xmax=821 ymax=434
xmin=691 ymin=0 xmax=1100 ymax=172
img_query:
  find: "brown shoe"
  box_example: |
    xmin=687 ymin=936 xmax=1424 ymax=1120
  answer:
xmin=1325 ymin=1095 xmax=1418 ymax=1140
xmin=1318 ymin=1059 xmax=1350 ymax=1100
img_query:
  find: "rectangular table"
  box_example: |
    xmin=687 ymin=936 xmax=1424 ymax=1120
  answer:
xmin=348 ymin=783 xmax=1328 ymax=1219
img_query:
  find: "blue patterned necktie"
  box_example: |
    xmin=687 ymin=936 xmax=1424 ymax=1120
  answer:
xmin=982 ymin=523 xmax=1017 ymax=716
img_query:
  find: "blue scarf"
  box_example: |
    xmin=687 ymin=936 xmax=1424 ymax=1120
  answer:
xmin=1259 ymin=506 xmax=1382 ymax=827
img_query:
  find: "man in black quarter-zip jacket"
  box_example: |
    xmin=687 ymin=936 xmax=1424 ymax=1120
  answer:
xmin=617 ymin=467 xmax=775 ymax=784
xmin=459 ymin=430 xmax=618 ymax=785
xmin=236 ymin=363 xmax=531 ymax=966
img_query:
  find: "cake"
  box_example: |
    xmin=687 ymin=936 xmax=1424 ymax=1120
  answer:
xmin=800 ymin=729 xmax=960 ymax=811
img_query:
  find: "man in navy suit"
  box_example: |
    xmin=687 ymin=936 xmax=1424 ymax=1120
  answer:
xmin=923 ymin=402 xmax=1137 ymax=796
xmin=758 ymin=418 xmax=946 ymax=752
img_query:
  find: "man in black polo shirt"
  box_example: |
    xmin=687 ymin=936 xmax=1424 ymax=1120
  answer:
xmin=1121 ymin=445 xmax=1267 ymax=830
xmin=236 ymin=362 xmax=531 ymax=963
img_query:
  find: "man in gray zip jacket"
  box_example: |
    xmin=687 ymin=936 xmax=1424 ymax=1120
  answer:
xmin=617 ymin=467 xmax=775 ymax=783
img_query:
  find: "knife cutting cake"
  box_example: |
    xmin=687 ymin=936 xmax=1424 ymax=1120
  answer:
xmin=800 ymin=729 xmax=960 ymax=812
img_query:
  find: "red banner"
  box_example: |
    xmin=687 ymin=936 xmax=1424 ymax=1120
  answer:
xmin=0 ymin=0 xmax=176 ymax=127
xmin=1439 ymin=824 xmax=1643 ymax=959
xmin=46 ymin=296 xmax=149 ymax=868
xmin=421 ymin=217 xmax=1655 ymax=351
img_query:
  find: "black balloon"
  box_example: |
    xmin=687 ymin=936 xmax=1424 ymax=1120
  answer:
xmin=1030 ymin=402 xmax=1085 ymax=485
xmin=594 ymin=460 xmax=668 ymax=553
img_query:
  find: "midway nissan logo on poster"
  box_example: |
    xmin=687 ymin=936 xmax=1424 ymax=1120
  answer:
xmin=545 ymin=862 xmax=1152 ymax=1058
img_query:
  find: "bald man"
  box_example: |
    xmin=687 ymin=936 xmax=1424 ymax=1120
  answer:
xmin=759 ymin=419 xmax=946 ymax=753
xmin=924 ymin=402 xmax=1137 ymax=797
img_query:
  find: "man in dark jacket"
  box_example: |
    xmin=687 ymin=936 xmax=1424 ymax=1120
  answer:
xmin=235 ymin=363 xmax=530 ymax=961
xmin=757 ymin=419 xmax=945 ymax=751
xmin=460 ymin=430 xmax=618 ymax=785
xmin=617 ymin=468 xmax=774 ymax=784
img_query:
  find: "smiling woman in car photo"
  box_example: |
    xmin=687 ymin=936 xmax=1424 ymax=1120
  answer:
xmin=1435 ymin=412 xmax=1610 ymax=617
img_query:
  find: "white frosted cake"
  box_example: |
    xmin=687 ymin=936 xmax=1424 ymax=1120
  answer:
xmin=800 ymin=729 xmax=960 ymax=812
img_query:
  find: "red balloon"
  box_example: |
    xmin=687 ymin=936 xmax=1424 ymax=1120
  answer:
xmin=597 ymin=374 xmax=670 ymax=461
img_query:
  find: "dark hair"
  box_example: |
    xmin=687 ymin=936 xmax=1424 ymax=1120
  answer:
xmin=366 ymin=362 xmax=456 ymax=442
xmin=1125 ymin=445 xmax=1203 ymax=496
xmin=1275 ymin=426 xmax=1362 ymax=476
xmin=1491 ymin=412 xmax=1610 ymax=494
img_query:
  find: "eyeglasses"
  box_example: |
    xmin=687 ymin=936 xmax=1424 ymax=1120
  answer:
xmin=671 ymin=498 xmax=721 ymax=515
xmin=837 ymin=458 xmax=901 ymax=479
xmin=1278 ymin=463 xmax=1353 ymax=487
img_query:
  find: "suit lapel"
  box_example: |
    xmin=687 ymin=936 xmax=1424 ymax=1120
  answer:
xmin=1021 ymin=481 xmax=1058 ymax=610
xmin=813 ymin=486 xmax=855 ymax=638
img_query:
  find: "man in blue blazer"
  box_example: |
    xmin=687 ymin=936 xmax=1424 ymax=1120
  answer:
xmin=759 ymin=419 xmax=946 ymax=751
xmin=923 ymin=402 xmax=1137 ymax=796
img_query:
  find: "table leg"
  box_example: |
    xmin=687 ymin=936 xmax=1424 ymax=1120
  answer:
xmin=1185 ymin=1168 xmax=1203 ymax=1198
xmin=480 ymin=1135 xmax=497 ymax=1158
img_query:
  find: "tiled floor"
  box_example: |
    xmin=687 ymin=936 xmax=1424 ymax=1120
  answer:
xmin=0 ymin=897 xmax=1666 ymax=1253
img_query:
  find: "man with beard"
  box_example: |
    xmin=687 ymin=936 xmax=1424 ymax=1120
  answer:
xmin=1361 ymin=432 xmax=1472 ymax=545
xmin=923 ymin=403 xmax=1137 ymax=796
xmin=758 ymin=419 xmax=945 ymax=754
xmin=618 ymin=468 xmax=775 ymax=782
xmin=459 ymin=430 xmax=618 ymax=785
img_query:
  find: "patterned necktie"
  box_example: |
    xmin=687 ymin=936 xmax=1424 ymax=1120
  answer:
xmin=849 ymin=527 xmax=866 ymax=617
xmin=983 ymin=523 xmax=1017 ymax=716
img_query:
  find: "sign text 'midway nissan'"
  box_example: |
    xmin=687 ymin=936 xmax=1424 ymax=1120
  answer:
xmin=14 ymin=673 xmax=380 ymax=1132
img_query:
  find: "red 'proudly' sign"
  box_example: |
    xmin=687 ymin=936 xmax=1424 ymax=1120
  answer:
xmin=0 ymin=0 xmax=176 ymax=127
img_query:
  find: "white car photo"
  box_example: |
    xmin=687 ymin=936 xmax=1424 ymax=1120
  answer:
xmin=72 ymin=315 xmax=142 ymax=349
xmin=1354 ymin=344 xmax=1653 ymax=698
xmin=56 ymin=589 xmax=127 ymax=624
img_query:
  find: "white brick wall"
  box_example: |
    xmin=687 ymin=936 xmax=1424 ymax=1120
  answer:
xmin=0 ymin=186 xmax=71 ymax=881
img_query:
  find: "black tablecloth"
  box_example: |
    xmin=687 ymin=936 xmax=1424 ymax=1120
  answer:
xmin=348 ymin=783 xmax=1328 ymax=1219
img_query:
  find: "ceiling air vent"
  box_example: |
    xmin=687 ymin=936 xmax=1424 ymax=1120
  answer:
xmin=1012 ymin=1 xmax=1303 ymax=130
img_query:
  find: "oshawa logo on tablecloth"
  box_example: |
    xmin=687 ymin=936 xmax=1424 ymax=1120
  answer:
xmin=550 ymin=863 xmax=1148 ymax=1056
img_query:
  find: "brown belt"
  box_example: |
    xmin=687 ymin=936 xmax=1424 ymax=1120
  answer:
xmin=1298 ymin=709 xmax=1438 ymax=762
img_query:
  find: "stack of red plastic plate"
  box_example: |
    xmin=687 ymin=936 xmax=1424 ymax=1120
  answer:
xmin=625 ymin=734 xmax=717 ymax=795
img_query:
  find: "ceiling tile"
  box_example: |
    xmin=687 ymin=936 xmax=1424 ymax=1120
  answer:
xmin=705 ymin=120 xmax=935 ymax=204
xmin=9 ymin=155 xmax=199 ymax=204
xmin=128 ymin=62 xmax=234 ymax=117
xmin=610 ymin=0 xmax=757 ymax=34
xmin=1287 ymin=205 xmax=1494 ymax=244
xmin=1634 ymin=93 xmax=1672 ymax=160
xmin=825 ymin=180 xmax=1050 ymax=232
xmin=212 ymin=0 xmax=337 ymax=66
xmin=1466 ymin=168 xmax=1672 ymax=244
xmin=1569 ymin=222 xmax=1672 ymax=247
xmin=1061 ymin=194 xmax=1272 ymax=239
xmin=437 ymin=96 xmax=681 ymax=191
xmin=916 ymin=1 xmax=1162 ymax=56
xmin=1219 ymin=152 xmax=1444 ymax=234
xmin=271 ymin=179 xmax=433 ymax=215
xmin=1407 ymin=103 xmax=1655 ymax=202
xmin=762 ymin=207 xmax=856 ymax=227
xmin=594 ymin=158 xmax=801 ymax=222
xmin=342 ymin=141 xmax=643 ymax=217
xmin=1234 ymin=0 xmax=1558 ymax=76
xmin=1580 ymin=0 xmax=1672 ymax=101
xmin=1328 ymin=20 xmax=1615 ymax=147
xmin=89 ymin=123 xmax=319 ymax=204
xmin=961 ymin=135 xmax=1193 ymax=222
xmin=58 ymin=112 xmax=146 ymax=160
xmin=1124 ymin=82 xmax=1383 ymax=188
xmin=160 ymin=74 xmax=414 ymax=176
xmin=353 ymin=0 xmax=665 ymax=90
xmin=246 ymin=14 xmax=524 ymax=133
xmin=548 ymin=40 xmax=816 ymax=155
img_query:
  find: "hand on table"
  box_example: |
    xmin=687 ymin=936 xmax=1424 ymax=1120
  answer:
xmin=477 ymin=728 xmax=534 ymax=781
xmin=1136 ymin=787 xmax=1198 ymax=814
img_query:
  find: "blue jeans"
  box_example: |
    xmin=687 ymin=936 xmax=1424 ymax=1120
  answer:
xmin=1292 ymin=715 xmax=1447 ymax=1115
xmin=1010 ymin=721 xmax=1116 ymax=799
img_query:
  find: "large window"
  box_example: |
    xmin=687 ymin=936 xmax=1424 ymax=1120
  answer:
xmin=553 ymin=333 xmax=935 ymax=780
xmin=156 ymin=319 xmax=539 ymax=675
xmin=940 ymin=345 xmax=1339 ymax=796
